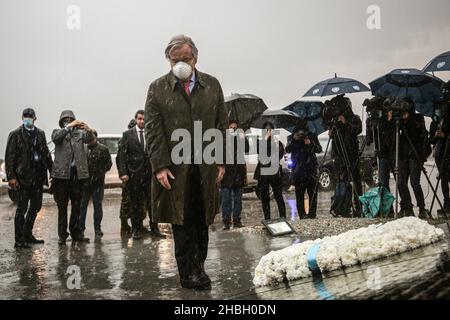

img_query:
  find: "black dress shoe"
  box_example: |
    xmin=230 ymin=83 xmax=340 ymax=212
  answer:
xmin=150 ymin=229 xmax=166 ymax=238
xmin=307 ymin=214 xmax=316 ymax=219
xmin=72 ymin=234 xmax=90 ymax=243
xmin=180 ymin=273 xmax=211 ymax=290
xmin=14 ymin=241 xmax=31 ymax=249
xmin=95 ymin=229 xmax=104 ymax=239
xmin=25 ymin=235 xmax=45 ymax=244
xmin=132 ymin=229 xmax=143 ymax=240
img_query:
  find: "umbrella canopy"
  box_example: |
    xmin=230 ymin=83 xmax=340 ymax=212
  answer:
xmin=303 ymin=74 xmax=370 ymax=97
xmin=423 ymin=51 xmax=450 ymax=73
xmin=369 ymin=68 xmax=445 ymax=117
xmin=283 ymin=100 xmax=326 ymax=135
xmin=359 ymin=186 xmax=395 ymax=218
xmin=224 ymin=93 xmax=268 ymax=130
xmin=251 ymin=109 xmax=306 ymax=132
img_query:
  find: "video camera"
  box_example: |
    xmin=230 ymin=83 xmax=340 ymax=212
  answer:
xmin=363 ymin=96 xmax=386 ymax=122
xmin=383 ymin=96 xmax=412 ymax=119
xmin=323 ymin=94 xmax=350 ymax=127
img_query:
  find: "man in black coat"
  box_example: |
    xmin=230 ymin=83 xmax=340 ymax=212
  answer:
xmin=79 ymin=130 xmax=112 ymax=239
xmin=286 ymin=126 xmax=322 ymax=219
xmin=5 ymin=108 xmax=53 ymax=248
xmin=117 ymin=110 xmax=162 ymax=240
xmin=386 ymin=100 xmax=429 ymax=218
xmin=220 ymin=120 xmax=249 ymax=230
xmin=327 ymin=95 xmax=363 ymax=217
xmin=254 ymin=122 xmax=286 ymax=221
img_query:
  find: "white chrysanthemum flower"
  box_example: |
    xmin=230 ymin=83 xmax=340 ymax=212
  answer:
xmin=252 ymin=217 xmax=446 ymax=287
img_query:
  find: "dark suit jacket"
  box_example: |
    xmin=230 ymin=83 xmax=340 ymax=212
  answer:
xmin=117 ymin=127 xmax=151 ymax=179
xmin=5 ymin=126 xmax=53 ymax=187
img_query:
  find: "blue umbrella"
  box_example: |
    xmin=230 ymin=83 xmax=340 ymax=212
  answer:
xmin=303 ymin=74 xmax=370 ymax=97
xmin=282 ymin=100 xmax=326 ymax=135
xmin=369 ymin=68 xmax=445 ymax=117
xmin=423 ymin=51 xmax=450 ymax=73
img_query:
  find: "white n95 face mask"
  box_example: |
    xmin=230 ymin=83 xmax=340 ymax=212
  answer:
xmin=172 ymin=61 xmax=193 ymax=81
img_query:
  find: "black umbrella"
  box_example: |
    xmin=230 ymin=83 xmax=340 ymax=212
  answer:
xmin=303 ymin=74 xmax=370 ymax=97
xmin=423 ymin=51 xmax=450 ymax=73
xmin=283 ymin=100 xmax=326 ymax=135
xmin=224 ymin=93 xmax=268 ymax=130
xmin=369 ymin=68 xmax=445 ymax=117
xmin=251 ymin=109 xmax=306 ymax=132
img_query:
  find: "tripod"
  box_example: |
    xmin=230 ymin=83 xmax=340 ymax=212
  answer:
xmin=428 ymin=129 xmax=449 ymax=218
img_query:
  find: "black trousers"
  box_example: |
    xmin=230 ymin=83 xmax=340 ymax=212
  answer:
xmin=14 ymin=183 xmax=43 ymax=242
xmin=398 ymin=159 xmax=425 ymax=210
xmin=335 ymin=158 xmax=363 ymax=213
xmin=295 ymin=179 xmax=317 ymax=218
xmin=127 ymin=173 xmax=150 ymax=231
xmin=436 ymin=158 xmax=450 ymax=208
xmin=258 ymin=174 xmax=286 ymax=220
xmin=172 ymin=166 xmax=209 ymax=280
xmin=53 ymin=169 xmax=87 ymax=239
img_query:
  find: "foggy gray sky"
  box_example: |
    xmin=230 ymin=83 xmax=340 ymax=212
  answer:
xmin=1 ymin=0 xmax=450 ymax=155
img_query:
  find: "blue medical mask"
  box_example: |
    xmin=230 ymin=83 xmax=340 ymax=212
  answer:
xmin=23 ymin=117 xmax=34 ymax=128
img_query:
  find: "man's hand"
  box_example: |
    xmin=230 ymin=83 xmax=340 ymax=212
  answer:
xmin=338 ymin=115 xmax=346 ymax=124
xmin=387 ymin=111 xmax=393 ymax=121
xmin=79 ymin=122 xmax=92 ymax=131
xmin=402 ymin=112 xmax=410 ymax=120
xmin=156 ymin=168 xmax=175 ymax=190
xmin=216 ymin=165 xmax=225 ymax=184
xmin=436 ymin=130 xmax=445 ymax=138
xmin=120 ymin=175 xmax=129 ymax=183
xmin=66 ymin=120 xmax=83 ymax=128
xmin=304 ymin=137 xmax=311 ymax=145
xmin=8 ymin=179 xmax=18 ymax=189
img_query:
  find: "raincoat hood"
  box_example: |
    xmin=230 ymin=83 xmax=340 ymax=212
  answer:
xmin=58 ymin=110 xmax=76 ymax=128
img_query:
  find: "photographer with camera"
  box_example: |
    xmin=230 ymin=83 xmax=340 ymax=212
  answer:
xmin=430 ymin=94 xmax=450 ymax=216
xmin=286 ymin=126 xmax=322 ymax=219
xmin=364 ymin=97 xmax=394 ymax=192
xmin=325 ymin=95 xmax=363 ymax=217
xmin=385 ymin=98 xmax=430 ymax=218
xmin=51 ymin=110 xmax=94 ymax=245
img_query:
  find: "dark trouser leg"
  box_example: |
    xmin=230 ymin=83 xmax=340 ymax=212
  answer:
xmin=220 ymin=188 xmax=232 ymax=223
xmin=68 ymin=176 xmax=85 ymax=237
xmin=351 ymin=165 xmax=363 ymax=213
xmin=119 ymin=183 xmax=131 ymax=221
xmin=53 ymin=179 xmax=70 ymax=239
xmin=307 ymin=180 xmax=318 ymax=216
xmin=79 ymin=187 xmax=91 ymax=233
xmin=232 ymin=187 xmax=243 ymax=221
xmin=92 ymin=185 xmax=104 ymax=230
xmin=379 ymin=158 xmax=391 ymax=191
xmin=15 ymin=187 xmax=31 ymax=242
xmin=23 ymin=185 xmax=43 ymax=238
xmin=271 ymin=176 xmax=286 ymax=218
xmin=172 ymin=165 xmax=208 ymax=280
xmin=295 ymin=183 xmax=307 ymax=218
xmin=128 ymin=177 xmax=145 ymax=232
xmin=409 ymin=159 xmax=425 ymax=209
xmin=442 ymin=176 xmax=450 ymax=208
xmin=259 ymin=179 xmax=271 ymax=220
xmin=398 ymin=160 xmax=412 ymax=210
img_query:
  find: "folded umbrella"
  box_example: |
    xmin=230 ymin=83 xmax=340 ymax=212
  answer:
xmin=283 ymin=100 xmax=326 ymax=135
xmin=423 ymin=51 xmax=450 ymax=73
xmin=224 ymin=93 xmax=268 ymax=131
xmin=369 ymin=68 xmax=445 ymax=117
xmin=303 ymin=74 xmax=370 ymax=97
xmin=359 ymin=186 xmax=395 ymax=218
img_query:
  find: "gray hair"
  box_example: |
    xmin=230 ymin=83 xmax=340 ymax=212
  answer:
xmin=165 ymin=34 xmax=198 ymax=60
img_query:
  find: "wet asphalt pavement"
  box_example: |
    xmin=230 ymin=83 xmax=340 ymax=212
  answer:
xmin=1 ymin=171 xmax=450 ymax=300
